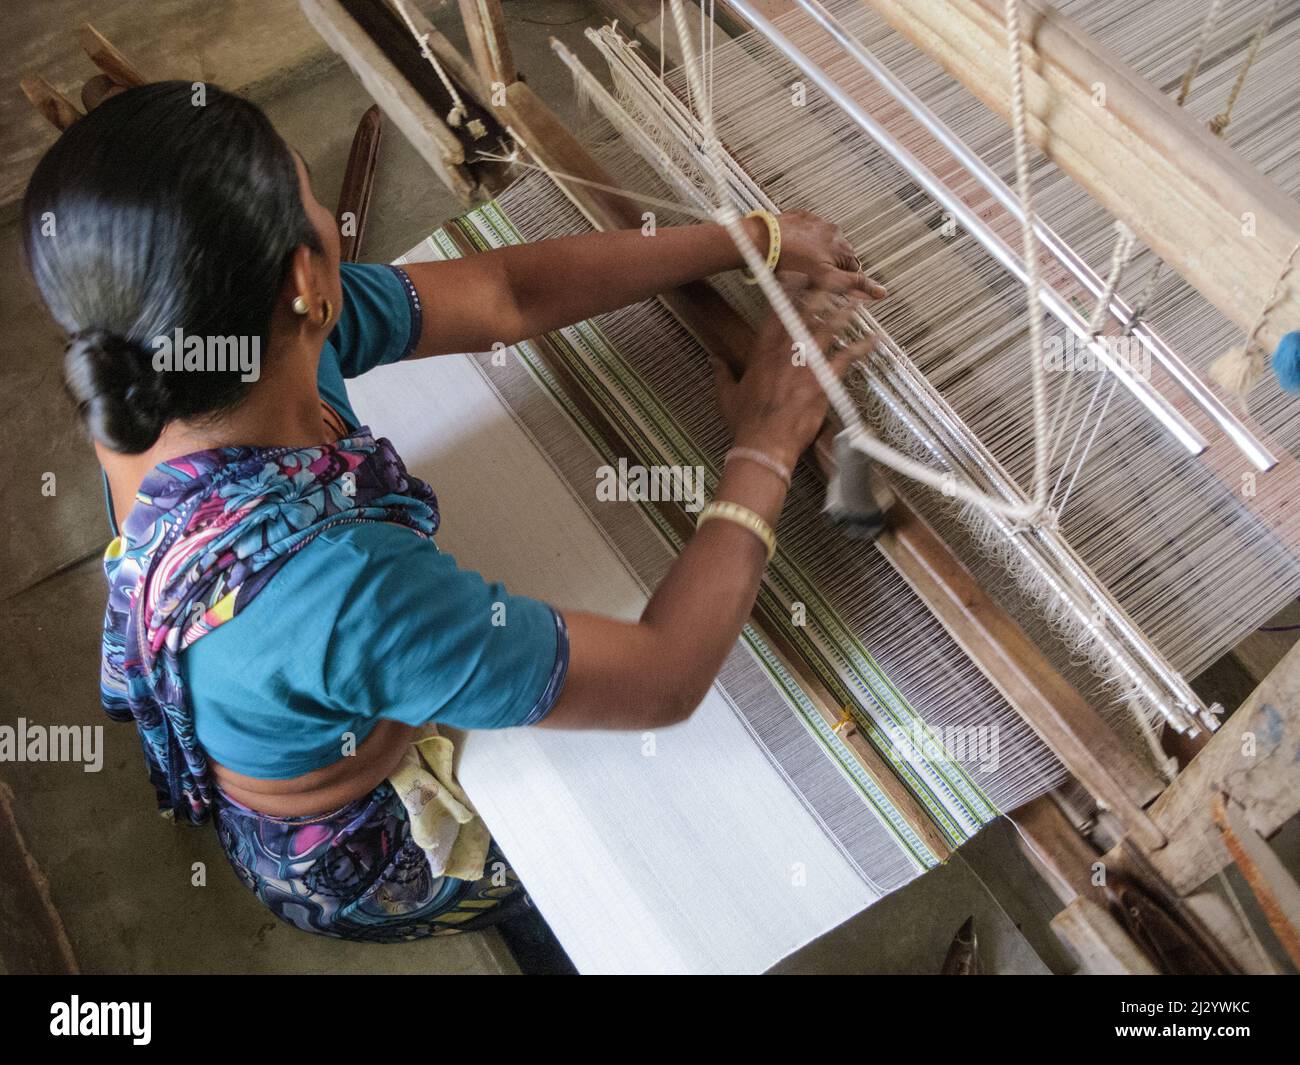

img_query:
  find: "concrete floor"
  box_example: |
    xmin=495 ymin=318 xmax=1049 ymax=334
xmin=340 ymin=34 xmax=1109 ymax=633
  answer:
xmin=0 ymin=0 xmax=609 ymax=977
xmin=2 ymin=0 xmax=1292 ymax=975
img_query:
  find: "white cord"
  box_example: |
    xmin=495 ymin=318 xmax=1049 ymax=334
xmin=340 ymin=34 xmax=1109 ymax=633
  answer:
xmin=391 ymin=0 xmax=470 ymax=127
xmin=1003 ymin=0 xmax=1051 ymax=512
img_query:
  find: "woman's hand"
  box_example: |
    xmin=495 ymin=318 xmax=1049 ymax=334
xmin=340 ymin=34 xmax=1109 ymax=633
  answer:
xmin=755 ymin=210 xmax=887 ymax=298
xmin=712 ymin=284 xmax=879 ymax=470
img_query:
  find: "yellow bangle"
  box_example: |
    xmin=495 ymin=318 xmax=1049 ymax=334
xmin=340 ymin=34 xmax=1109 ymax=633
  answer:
xmin=696 ymin=500 xmax=777 ymax=561
xmin=741 ymin=209 xmax=781 ymax=285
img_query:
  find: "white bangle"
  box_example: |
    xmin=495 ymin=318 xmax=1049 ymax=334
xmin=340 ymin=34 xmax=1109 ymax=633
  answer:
xmin=724 ymin=447 xmax=793 ymax=488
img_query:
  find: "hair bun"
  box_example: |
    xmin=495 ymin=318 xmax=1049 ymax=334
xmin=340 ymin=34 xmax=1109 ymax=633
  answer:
xmin=64 ymin=328 xmax=167 ymax=453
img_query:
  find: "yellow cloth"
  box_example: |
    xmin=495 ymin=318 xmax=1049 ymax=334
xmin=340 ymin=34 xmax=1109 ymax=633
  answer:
xmin=387 ymin=728 xmax=490 ymax=881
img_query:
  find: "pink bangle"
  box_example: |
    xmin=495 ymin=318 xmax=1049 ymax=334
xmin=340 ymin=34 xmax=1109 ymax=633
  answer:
xmin=724 ymin=447 xmax=793 ymax=487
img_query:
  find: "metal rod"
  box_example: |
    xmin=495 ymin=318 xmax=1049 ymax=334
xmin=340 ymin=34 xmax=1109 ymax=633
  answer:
xmin=725 ymin=0 xmax=1208 ymax=457
xmin=793 ymin=0 xmax=1276 ymax=471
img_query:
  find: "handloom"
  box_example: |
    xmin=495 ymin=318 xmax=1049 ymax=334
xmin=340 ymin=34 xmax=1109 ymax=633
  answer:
xmin=303 ymin=0 xmax=1300 ymax=973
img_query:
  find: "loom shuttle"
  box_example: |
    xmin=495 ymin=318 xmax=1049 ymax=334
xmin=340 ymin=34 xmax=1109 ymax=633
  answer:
xmin=823 ymin=429 xmax=892 ymax=540
xmin=939 ymin=916 xmax=981 ymax=975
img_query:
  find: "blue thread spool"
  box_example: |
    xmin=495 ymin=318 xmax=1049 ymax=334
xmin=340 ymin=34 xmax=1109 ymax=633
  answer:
xmin=1273 ymin=331 xmax=1300 ymax=393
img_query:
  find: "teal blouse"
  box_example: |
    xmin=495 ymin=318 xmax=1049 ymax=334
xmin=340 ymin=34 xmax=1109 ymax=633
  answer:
xmin=132 ymin=263 xmax=568 ymax=779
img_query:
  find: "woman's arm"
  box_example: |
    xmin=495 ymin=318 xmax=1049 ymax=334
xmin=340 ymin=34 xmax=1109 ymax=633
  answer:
xmin=401 ymin=212 xmax=881 ymax=357
xmin=540 ymin=288 xmax=876 ymax=730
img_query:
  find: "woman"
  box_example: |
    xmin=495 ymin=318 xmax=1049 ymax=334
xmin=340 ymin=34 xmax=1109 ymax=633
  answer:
xmin=22 ymin=82 xmax=880 ymax=941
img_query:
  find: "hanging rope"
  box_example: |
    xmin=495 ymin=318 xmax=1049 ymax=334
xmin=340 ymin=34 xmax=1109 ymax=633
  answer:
xmin=1045 ymin=221 xmax=1138 ymax=499
xmin=1209 ymin=0 xmax=1280 ymax=137
xmin=1002 ymin=0 xmax=1052 ymax=512
xmin=391 ymin=0 xmax=478 ymax=134
xmin=1177 ymin=0 xmax=1225 ymax=106
xmin=1210 ymin=241 xmax=1300 ymax=395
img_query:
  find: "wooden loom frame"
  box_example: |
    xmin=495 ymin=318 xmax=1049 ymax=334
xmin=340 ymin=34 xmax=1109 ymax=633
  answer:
xmin=297 ymin=0 xmax=1300 ymax=973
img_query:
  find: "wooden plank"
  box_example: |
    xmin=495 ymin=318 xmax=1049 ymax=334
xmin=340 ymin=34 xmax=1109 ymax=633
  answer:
xmin=501 ymin=76 xmax=1167 ymax=845
xmin=457 ymin=0 xmax=517 ymax=88
xmin=336 ymin=104 xmax=383 ymax=262
xmin=1148 ymin=641 xmax=1300 ymax=894
xmin=883 ymin=507 xmax=1166 ymax=845
xmin=1051 ymin=895 xmax=1158 ymax=975
xmin=1010 ymin=794 xmax=1102 ymax=903
xmin=299 ymin=0 xmax=477 ymax=201
xmin=860 ymin=0 xmax=1300 ymax=356
xmin=19 ymin=76 xmax=82 ymax=132
xmin=78 ymin=24 xmax=147 ymax=88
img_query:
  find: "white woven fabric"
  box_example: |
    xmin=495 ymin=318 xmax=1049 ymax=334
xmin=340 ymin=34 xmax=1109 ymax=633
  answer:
xmin=347 ymin=338 xmax=875 ymax=974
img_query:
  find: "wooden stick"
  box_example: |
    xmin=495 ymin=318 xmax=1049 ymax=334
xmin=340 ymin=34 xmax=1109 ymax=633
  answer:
xmin=1051 ymin=895 xmax=1159 ymax=974
xmin=301 ymin=0 xmax=477 ymax=201
xmin=457 ymin=0 xmax=517 ymax=88
xmin=1212 ymin=793 xmax=1300 ymax=967
xmin=78 ymin=24 xmax=147 ymax=88
xmin=20 ymin=75 xmax=83 ymax=132
xmin=337 ymin=104 xmax=383 ymax=262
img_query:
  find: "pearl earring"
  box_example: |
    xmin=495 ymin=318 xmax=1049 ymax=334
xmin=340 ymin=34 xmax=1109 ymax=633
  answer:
xmin=292 ymin=295 xmax=310 ymax=315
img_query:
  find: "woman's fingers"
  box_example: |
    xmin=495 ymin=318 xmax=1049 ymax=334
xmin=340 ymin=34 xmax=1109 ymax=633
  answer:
xmin=830 ymin=332 xmax=878 ymax=376
xmin=811 ymin=264 xmax=888 ymax=299
xmin=812 ymin=300 xmax=867 ymax=339
xmin=796 ymin=288 xmax=849 ymax=321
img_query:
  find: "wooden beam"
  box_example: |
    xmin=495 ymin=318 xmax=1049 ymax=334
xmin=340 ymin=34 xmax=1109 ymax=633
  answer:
xmin=458 ymin=0 xmax=517 ymax=88
xmin=1147 ymin=641 xmax=1300 ymax=895
xmin=1051 ymin=895 xmax=1159 ymax=975
xmin=882 ymin=506 xmax=1166 ymax=846
xmin=299 ymin=0 xmax=478 ymax=201
xmin=337 ymin=104 xmax=383 ymax=262
xmin=860 ymin=0 xmax=1300 ymax=355
xmin=78 ymin=24 xmax=147 ymax=88
xmin=19 ymin=75 xmax=82 ymax=132
xmin=1009 ymin=794 xmax=1100 ymax=902
xmin=384 ymin=0 xmax=496 ymax=107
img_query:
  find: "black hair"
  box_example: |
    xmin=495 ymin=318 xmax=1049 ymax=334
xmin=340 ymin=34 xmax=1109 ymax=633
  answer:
xmin=21 ymin=81 xmax=322 ymax=453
